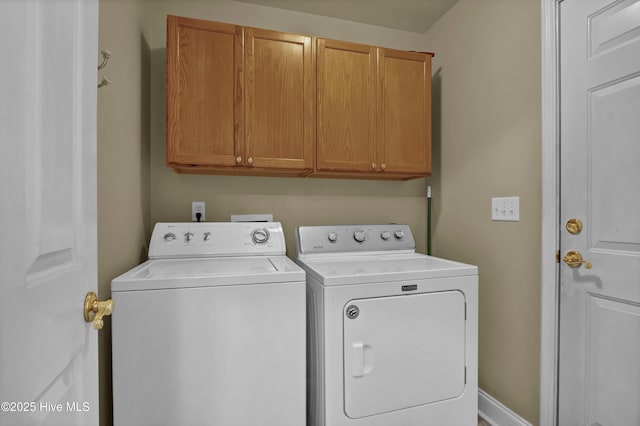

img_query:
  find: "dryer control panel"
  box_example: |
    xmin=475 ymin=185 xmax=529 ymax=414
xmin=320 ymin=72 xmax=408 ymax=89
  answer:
xmin=148 ymin=222 xmax=286 ymax=259
xmin=295 ymin=224 xmax=415 ymax=257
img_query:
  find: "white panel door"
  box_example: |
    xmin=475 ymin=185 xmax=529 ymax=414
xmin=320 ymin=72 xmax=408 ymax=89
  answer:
xmin=0 ymin=0 xmax=99 ymax=425
xmin=559 ymin=0 xmax=640 ymax=425
xmin=343 ymin=291 xmax=466 ymax=419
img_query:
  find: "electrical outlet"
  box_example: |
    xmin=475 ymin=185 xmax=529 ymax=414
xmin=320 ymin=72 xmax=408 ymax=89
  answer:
xmin=491 ymin=197 xmax=519 ymax=221
xmin=192 ymin=201 xmax=205 ymax=222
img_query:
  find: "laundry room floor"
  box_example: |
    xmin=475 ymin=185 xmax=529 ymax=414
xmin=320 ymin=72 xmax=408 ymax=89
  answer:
xmin=478 ymin=415 xmax=491 ymax=425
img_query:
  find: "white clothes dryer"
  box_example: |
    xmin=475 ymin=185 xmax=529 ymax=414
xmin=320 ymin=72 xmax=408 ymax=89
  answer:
xmin=294 ymin=224 xmax=478 ymax=426
xmin=111 ymin=222 xmax=305 ymax=426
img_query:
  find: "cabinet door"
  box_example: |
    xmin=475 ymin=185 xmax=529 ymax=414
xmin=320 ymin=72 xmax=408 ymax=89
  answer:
xmin=245 ymin=28 xmax=313 ymax=171
xmin=377 ymin=49 xmax=431 ymax=175
xmin=316 ymin=39 xmax=377 ymax=172
xmin=166 ymin=16 xmax=243 ymax=167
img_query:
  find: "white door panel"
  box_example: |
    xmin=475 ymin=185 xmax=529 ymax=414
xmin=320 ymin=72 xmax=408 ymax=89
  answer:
xmin=586 ymin=296 xmax=640 ymax=425
xmin=343 ymin=291 xmax=466 ymax=419
xmin=0 ymin=0 xmax=99 ymax=425
xmin=559 ymin=0 xmax=640 ymax=424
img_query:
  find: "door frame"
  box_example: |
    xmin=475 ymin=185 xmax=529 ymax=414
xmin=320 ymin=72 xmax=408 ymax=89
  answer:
xmin=540 ymin=1 xmax=560 ymax=425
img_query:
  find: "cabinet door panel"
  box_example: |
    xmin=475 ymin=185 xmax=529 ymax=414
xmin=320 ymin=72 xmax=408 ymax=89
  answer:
xmin=166 ymin=16 xmax=243 ymax=167
xmin=317 ymin=39 xmax=376 ymax=172
xmin=245 ymin=28 xmax=313 ymax=171
xmin=378 ymin=49 xmax=431 ymax=175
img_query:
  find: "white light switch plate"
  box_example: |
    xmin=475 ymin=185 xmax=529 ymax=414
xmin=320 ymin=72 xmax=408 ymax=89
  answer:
xmin=492 ymin=197 xmax=520 ymax=221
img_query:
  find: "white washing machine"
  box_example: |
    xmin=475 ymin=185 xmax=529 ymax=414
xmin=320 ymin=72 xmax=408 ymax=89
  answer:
xmin=111 ymin=222 xmax=305 ymax=426
xmin=294 ymin=224 xmax=478 ymax=426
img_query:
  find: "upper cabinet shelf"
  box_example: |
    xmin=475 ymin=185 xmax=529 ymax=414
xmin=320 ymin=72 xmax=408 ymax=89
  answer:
xmin=166 ymin=15 xmax=433 ymax=180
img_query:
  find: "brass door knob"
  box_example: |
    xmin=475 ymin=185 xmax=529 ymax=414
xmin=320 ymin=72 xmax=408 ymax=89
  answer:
xmin=566 ymin=218 xmax=583 ymax=235
xmin=562 ymin=251 xmax=592 ymax=269
xmin=84 ymin=292 xmax=114 ymax=330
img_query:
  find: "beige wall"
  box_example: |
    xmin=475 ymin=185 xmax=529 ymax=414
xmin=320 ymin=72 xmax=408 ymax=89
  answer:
xmin=147 ymin=0 xmax=431 ymax=255
xmin=97 ymin=0 xmax=151 ymax=424
xmin=424 ymin=0 xmax=541 ymax=423
xmin=98 ymin=0 xmax=542 ymax=425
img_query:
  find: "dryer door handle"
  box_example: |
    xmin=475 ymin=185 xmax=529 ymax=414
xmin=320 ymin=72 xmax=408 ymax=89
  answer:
xmin=352 ymin=342 xmax=364 ymax=377
xmin=351 ymin=342 xmax=374 ymax=377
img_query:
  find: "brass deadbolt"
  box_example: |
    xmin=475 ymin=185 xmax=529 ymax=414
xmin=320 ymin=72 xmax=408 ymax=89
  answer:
xmin=566 ymin=218 xmax=583 ymax=235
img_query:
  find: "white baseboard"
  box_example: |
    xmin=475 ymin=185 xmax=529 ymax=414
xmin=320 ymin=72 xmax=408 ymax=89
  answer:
xmin=478 ymin=389 xmax=533 ymax=426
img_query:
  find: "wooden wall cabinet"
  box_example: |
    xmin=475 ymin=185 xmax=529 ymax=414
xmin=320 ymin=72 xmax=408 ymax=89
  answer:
xmin=315 ymin=39 xmax=377 ymax=174
xmin=244 ymin=27 xmax=314 ymax=173
xmin=167 ymin=16 xmax=432 ymax=180
xmin=377 ymin=48 xmax=432 ymax=176
xmin=315 ymin=38 xmax=432 ymax=179
xmin=167 ymin=16 xmax=314 ymax=176
xmin=166 ymin=17 xmax=242 ymax=169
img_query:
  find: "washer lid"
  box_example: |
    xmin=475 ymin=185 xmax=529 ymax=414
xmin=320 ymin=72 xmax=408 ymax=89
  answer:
xmin=296 ymin=253 xmax=477 ymax=286
xmin=111 ymin=256 xmax=304 ymax=291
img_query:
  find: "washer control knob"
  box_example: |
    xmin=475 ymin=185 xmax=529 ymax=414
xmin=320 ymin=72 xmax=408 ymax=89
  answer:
xmin=163 ymin=232 xmax=176 ymax=242
xmin=353 ymin=230 xmax=366 ymax=243
xmin=394 ymin=230 xmax=405 ymax=240
xmin=251 ymin=228 xmax=270 ymax=244
xmin=184 ymin=232 xmax=194 ymax=243
xmin=380 ymin=231 xmax=391 ymax=240
xmin=328 ymin=232 xmax=338 ymax=242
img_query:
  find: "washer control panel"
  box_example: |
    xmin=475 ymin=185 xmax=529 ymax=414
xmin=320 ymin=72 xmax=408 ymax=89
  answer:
xmin=149 ymin=222 xmax=285 ymax=259
xmin=353 ymin=230 xmax=366 ymax=243
xmin=296 ymin=224 xmax=415 ymax=256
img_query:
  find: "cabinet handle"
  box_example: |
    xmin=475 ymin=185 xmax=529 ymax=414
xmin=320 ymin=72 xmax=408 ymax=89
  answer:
xmin=247 ymin=157 xmax=254 ymax=165
xmin=371 ymin=163 xmax=377 ymax=170
xmin=235 ymin=156 xmax=242 ymax=164
xmin=381 ymin=163 xmax=386 ymax=171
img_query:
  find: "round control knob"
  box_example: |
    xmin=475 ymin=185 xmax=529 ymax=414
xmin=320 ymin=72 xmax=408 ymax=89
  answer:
xmin=394 ymin=230 xmax=405 ymax=240
xmin=163 ymin=232 xmax=176 ymax=242
xmin=251 ymin=228 xmax=270 ymax=244
xmin=380 ymin=231 xmax=391 ymax=240
xmin=328 ymin=232 xmax=338 ymax=242
xmin=353 ymin=230 xmax=366 ymax=243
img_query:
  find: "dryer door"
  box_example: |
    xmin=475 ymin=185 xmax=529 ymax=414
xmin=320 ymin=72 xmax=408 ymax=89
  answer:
xmin=343 ymin=290 xmax=466 ymax=419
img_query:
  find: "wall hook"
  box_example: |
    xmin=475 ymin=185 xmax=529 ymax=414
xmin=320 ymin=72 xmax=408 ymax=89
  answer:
xmin=98 ymin=76 xmax=112 ymax=88
xmin=98 ymin=50 xmax=111 ymax=70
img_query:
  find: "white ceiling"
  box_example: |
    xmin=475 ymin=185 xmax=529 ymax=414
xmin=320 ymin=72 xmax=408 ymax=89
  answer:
xmin=234 ymin=0 xmax=460 ymax=33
